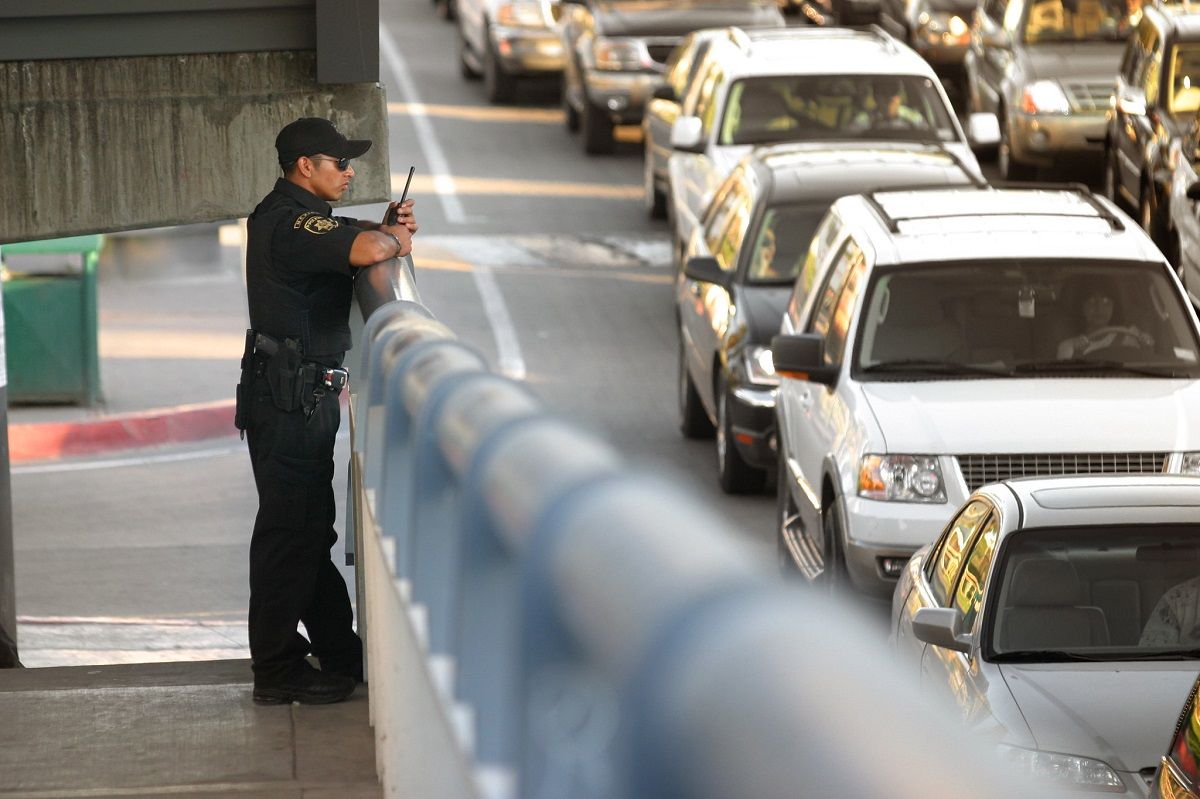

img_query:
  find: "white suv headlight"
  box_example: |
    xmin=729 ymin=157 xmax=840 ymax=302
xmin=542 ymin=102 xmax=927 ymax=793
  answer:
xmin=858 ymin=455 xmax=947 ymax=503
xmin=1181 ymin=452 xmax=1200 ymax=475
xmin=496 ymin=1 xmax=548 ymax=27
xmin=1020 ymin=80 xmax=1071 ymax=115
xmin=1000 ymin=746 xmax=1124 ymax=792
xmin=592 ymin=37 xmax=650 ymax=71
xmin=742 ymin=346 xmax=779 ymax=387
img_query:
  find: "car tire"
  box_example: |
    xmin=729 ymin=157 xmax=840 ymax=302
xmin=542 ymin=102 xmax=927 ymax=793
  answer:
xmin=484 ymin=31 xmax=518 ymax=104
xmin=459 ymin=27 xmax=481 ymax=80
xmin=998 ymin=114 xmax=1036 ymax=181
xmin=644 ymin=139 xmax=667 ymax=220
xmin=716 ymin=377 xmax=765 ymax=494
xmin=1103 ymin=144 xmax=1120 ymax=206
xmin=678 ymin=336 xmax=715 ymax=440
xmin=820 ymin=495 xmax=851 ymax=593
xmin=582 ymin=96 xmax=616 ymax=155
xmin=776 ymin=456 xmax=802 ymax=576
xmin=1140 ymin=179 xmax=1169 ymax=249
xmin=563 ymin=74 xmax=581 ymax=133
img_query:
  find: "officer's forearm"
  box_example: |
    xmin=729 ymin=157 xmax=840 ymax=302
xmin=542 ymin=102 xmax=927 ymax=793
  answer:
xmin=349 ymin=228 xmax=410 ymax=267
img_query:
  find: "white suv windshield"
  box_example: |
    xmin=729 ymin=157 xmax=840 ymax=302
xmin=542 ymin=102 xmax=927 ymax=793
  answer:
xmin=853 ymin=260 xmax=1200 ymax=379
xmin=719 ymin=74 xmax=957 ymax=146
xmin=990 ymin=525 xmax=1200 ymax=662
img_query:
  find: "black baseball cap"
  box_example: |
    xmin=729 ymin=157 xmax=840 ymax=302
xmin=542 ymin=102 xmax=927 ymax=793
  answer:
xmin=275 ymin=117 xmax=372 ymax=166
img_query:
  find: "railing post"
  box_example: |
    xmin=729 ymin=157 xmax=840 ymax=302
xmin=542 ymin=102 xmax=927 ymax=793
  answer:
xmin=0 ymin=276 xmax=16 ymax=668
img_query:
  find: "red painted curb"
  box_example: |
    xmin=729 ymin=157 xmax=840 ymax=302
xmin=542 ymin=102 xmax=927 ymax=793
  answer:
xmin=9 ymin=400 xmax=240 ymax=464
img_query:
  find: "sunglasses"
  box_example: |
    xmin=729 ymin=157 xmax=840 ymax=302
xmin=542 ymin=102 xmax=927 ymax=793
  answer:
xmin=308 ymin=156 xmax=352 ymax=171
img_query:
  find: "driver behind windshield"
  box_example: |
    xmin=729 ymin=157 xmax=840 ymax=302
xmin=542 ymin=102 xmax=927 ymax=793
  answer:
xmin=1056 ymin=284 xmax=1154 ymax=358
xmin=1141 ymin=574 xmax=1200 ymax=646
xmin=848 ymin=77 xmax=928 ymax=133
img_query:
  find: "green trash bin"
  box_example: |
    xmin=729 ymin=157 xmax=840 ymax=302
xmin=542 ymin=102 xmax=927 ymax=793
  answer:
xmin=0 ymin=235 xmax=102 ymax=406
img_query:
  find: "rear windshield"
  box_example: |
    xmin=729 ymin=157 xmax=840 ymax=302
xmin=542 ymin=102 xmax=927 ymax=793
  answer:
xmin=988 ymin=524 xmax=1200 ymax=662
xmin=718 ymin=74 xmax=957 ymax=146
xmin=1169 ymin=44 xmax=1200 ymax=115
xmin=852 ymin=259 xmax=1200 ymax=380
xmin=1022 ymin=0 xmax=1135 ymax=43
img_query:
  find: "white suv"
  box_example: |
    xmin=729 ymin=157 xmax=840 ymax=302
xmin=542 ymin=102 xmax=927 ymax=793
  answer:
xmin=772 ymin=186 xmax=1200 ymax=596
xmin=666 ymin=25 xmax=995 ymax=271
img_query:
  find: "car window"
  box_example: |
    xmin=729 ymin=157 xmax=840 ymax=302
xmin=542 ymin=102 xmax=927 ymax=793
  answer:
xmin=952 ymin=515 xmax=1000 ymax=633
xmin=703 ymin=172 xmax=743 ymax=253
xmin=852 ymin=259 xmax=1200 ymax=379
xmin=714 ymin=182 xmax=753 ymax=272
xmin=788 ymin=212 xmax=840 ymax=329
xmin=745 ymin=203 xmax=830 ymax=285
xmin=823 ymin=245 xmax=868 ymax=366
xmin=808 ymin=239 xmax=859 ymax=337
xmin=1022 ymin=0 xmax=1135 ymax=44
xmin=683 ymin=57 xmax=721 ymax=117
xmin=1168 ymin=44 xmax=1200 ymax=114
xmin=665 ymin=38 xmax=696 ymax=97
xmin=989 ymin=523 xmax=1200 ymax=660
xmin=717 ymin=74 xmax=958 ymax=145
xmin=929 ymin=500 xmax=992 ymax=606
xmin=692 ymin=63 xmax=727 ymax=137
xmin=983 ymin=0 xmax=1008 ymax=23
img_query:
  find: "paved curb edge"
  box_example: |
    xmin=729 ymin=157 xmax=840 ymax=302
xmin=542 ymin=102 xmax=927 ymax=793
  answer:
xmin=8 ymin=400 xmax=239 ymax=464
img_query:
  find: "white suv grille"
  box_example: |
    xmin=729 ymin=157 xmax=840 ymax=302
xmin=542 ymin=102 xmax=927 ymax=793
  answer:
xmin=956 ymin=452 xmax=1169 ymax=492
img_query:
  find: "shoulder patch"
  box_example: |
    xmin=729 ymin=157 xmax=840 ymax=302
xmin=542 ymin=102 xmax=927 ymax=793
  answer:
xmin=294 ymin=211 xmax=339 ymax=235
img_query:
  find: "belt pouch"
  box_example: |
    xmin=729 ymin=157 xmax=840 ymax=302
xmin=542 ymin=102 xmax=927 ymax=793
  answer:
xmin=234 ymin=329 xmax=255 ymax=432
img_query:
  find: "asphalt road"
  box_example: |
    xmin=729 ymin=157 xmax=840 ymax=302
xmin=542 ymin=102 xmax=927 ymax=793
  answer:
xmin=11 ymin=0 xmax=780 ymax=666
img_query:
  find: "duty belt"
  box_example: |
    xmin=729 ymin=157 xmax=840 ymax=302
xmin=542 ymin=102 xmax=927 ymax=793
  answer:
xmin=252 ymin=332 xmax=348 ymax=394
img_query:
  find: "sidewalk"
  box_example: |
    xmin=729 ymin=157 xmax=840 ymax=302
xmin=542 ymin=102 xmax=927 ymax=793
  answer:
xmin=7 ymin=225 xmax=248 ymax=462
xmin=0 ymin=659 xmax=381 ymax=799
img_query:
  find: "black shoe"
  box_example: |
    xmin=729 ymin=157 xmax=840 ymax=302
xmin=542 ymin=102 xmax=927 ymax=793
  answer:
xmin=319 ymin=658 xmax=364 ymax=685
xmin=253 ymin=663 xmax=356 ymax=705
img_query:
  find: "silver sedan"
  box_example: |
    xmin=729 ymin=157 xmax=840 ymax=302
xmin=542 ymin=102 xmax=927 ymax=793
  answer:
xmin=891 ymin=474 xmax=1200 ymax=797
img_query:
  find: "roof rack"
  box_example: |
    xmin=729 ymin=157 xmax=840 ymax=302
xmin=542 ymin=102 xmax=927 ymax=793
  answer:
xmin=727 ymin=26 xmax=752 ymax=54
xmin=864 ymin=182 xmax=1126 ymax=233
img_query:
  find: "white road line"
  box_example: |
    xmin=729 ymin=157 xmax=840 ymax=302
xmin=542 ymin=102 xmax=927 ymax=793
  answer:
xmin=378 ymin=20 xmax=466 ymax=225
xmin=379 ymin=14 xmax=527 ymax=381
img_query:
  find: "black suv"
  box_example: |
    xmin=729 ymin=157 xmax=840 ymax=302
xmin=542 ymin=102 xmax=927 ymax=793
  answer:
xmin=1105 ymin=5 xmax=1200 ymax=262
xmin=559 ymin=0 xmax=783 ymax=154
xmin=675 ymin=142 xmax=979 ymax=493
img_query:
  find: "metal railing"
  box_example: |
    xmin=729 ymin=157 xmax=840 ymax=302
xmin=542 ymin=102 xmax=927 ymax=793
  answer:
xmin=348 ymin=256 xmax=1044 ymax=799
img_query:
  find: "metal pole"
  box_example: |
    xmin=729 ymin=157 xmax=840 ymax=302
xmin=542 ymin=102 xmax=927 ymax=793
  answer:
xmin=0 ymin=273 xmax=19 ymax=667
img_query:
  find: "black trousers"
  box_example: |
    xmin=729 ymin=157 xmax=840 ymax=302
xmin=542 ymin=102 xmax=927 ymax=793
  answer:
xmin=245 ymin=375 xmax=361 ymax=682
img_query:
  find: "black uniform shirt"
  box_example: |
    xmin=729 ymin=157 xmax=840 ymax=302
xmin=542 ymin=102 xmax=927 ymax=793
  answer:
xmin=246 ymin=179 xmax=361 ymax=366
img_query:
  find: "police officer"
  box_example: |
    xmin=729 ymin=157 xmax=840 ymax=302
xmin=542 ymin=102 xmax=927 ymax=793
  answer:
xmin=241 ymin=117 xmax=417 ymax=705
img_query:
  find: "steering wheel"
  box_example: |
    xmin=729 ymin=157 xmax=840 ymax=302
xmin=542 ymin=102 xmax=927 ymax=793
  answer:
xmin=1079 ymin=326 xmax=1154 ymax=357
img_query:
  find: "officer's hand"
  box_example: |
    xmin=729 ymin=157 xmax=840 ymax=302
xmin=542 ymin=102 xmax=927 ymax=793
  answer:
xmin=380 ymin=224 xmax=413 ymax=259
xmin=383 ymin=200 xmax=419 ymax=235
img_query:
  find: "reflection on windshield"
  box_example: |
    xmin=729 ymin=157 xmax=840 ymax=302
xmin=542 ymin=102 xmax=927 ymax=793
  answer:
xmin=746 ymin=204 xmax=826 ymax=284
xmin=719 ymin=74 xmax=957 ymax=146
xmin=1023 ymin=0 xmax=1136 ymax=43
xmin=991 ymin=525 xmax=1200 ymax=661
xmin=854 ymin=260 xmax=1200 ymax=378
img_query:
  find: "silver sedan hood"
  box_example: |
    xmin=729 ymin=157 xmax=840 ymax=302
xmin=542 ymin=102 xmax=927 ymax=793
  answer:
xmin=998 ymin=662 xmax=1197 ymax=772
xmin=1023 ymin=41 xmax=1123 ymax=83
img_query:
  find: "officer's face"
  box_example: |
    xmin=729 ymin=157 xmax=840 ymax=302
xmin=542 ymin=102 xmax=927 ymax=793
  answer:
xmin=305 ymin=154 xmax=355 ymax=201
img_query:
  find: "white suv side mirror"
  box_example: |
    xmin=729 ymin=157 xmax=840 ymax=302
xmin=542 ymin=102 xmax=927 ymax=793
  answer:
xmin=967 ymin=113 xmax=1000 ymax=150
xmin=670 ymin=116 xmax=704 ymax=152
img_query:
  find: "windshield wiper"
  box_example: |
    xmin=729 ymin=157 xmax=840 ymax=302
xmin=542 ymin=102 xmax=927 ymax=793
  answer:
xmin=1012 ymin=359 xmax=1190 ymax=378
xmin=861 ymin=359 xmax=1012 ymax=377
xmin=992 ymin=649 xmax=1109 ymax=663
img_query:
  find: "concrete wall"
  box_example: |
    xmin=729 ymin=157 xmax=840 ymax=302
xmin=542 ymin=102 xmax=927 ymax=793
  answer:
xmin=1 ymin=51 xmax=390 ymax=244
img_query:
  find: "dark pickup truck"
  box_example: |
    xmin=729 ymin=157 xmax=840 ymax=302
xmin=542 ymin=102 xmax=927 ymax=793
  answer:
xmin=559 ymin=0 xmax=784 ymax=154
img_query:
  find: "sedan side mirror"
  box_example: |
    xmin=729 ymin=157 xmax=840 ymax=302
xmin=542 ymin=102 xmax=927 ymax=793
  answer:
xmin=912 ymin=607 xmax=973 ymax=654
xmin=652 ymin=84 xmax=678 ymax=102
xmin=670 ymin=116 xmax=704 ymax=152
xmin=1188 ymin=180 xmax=1200 ymax=201
xmin=770 ymin=333 xmax=838 ymax=386
xmin=967 ymin=112 xmax=1000 ymax=149
xmin=683 ymin=255 xmax=731 ymax=289
xmin=1117 ymin=86 xmax=1147 ymax=117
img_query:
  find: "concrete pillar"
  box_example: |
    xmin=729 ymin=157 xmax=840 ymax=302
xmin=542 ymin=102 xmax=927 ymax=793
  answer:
xmin=0 ymin=276 xmax=18 ymax=668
